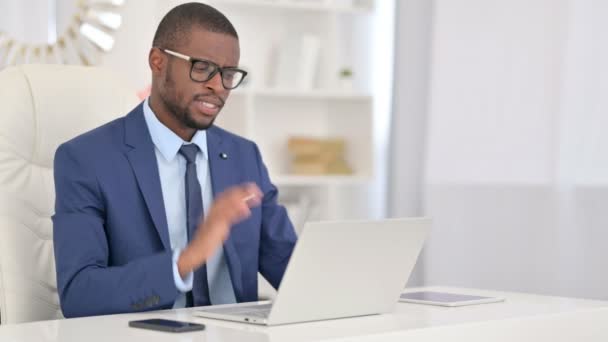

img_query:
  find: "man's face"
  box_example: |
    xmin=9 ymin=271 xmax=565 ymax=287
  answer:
xmin=158 ymin=28 xmax=240 ymax=130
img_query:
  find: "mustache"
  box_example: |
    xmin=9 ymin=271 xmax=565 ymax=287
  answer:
xmin=193 ymin=94 xmax=225 ymax=106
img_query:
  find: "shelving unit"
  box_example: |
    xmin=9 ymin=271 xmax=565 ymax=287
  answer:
xmin=220 ymin=91 xmax=374 ymax=181
xmin=157 ymin=0 xmax=395 ymax=230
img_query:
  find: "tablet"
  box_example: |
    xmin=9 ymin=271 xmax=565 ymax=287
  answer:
xmin=399 ymin=291 xmax=505 ymax=307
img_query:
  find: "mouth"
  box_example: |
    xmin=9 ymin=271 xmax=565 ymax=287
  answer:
xmin=194 ymin=99 xmax=222 ymax=116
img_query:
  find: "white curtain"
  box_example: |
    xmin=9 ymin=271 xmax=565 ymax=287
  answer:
xmin=392 ymin=0 xmax=608 ymax=299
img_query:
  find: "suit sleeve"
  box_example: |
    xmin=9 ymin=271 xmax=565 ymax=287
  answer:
xmin=52 ymin=143 xmax=178 ymax=318
xmin=252 ymin=144 xmax=297 ymax=289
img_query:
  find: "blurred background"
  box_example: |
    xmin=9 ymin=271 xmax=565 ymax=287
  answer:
xmin=2 ymin=0 xmax=607 ymax=301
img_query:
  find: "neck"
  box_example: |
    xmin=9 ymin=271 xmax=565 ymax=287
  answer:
xmin=148 ymin=94 xmax=196 ymax=142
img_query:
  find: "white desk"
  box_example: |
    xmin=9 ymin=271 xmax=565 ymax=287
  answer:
xmin=1 ymin=287 xmax=607 ymax=341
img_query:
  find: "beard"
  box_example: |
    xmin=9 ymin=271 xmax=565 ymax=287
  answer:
xmin=160 ymin=65 xmax=217 ymax=131
xmin=163 ymin=96 xmax=216 ymax=131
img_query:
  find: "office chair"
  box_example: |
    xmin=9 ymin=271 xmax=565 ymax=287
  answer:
xmin=0 ymin=64 xmax=139 ymax=324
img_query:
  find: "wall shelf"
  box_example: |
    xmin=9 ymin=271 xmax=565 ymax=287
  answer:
xmin=273 ymin=174 xmax=371 ymax=186
xmin=208 ymin=0 xmax=374 ymax=13
xmin=234 ymin=88 xmax=372 ymax=100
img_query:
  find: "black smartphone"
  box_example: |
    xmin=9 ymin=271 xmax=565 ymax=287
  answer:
xmin=129 ymin=318 xmax=205 ymax=333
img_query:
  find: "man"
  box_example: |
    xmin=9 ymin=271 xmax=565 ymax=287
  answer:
xmin=52 ymin=2 xmax=297 ymax=318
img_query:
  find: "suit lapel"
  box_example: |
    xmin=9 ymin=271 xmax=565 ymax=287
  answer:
xmin=123 ymin=104 xmax=171 ymax=250
xmin=207 ymin=127 xmax=244 ymax=301
xmin=122 ymin=116 xmax=245 ymax=298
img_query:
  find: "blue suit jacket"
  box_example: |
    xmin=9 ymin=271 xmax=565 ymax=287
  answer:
xmin=52 ymin=103 xmax=297 ymax=318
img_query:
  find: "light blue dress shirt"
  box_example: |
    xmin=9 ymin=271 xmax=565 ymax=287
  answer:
xmin=143 ymin=99 xmax=236 ymax=308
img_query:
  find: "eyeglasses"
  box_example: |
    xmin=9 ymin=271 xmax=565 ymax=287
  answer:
xmin=160 ymin=48 xmax=248 ymax=90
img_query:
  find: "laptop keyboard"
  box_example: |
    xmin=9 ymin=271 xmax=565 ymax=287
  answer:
xmin=202 ymin=303 xmax=273 ymax=318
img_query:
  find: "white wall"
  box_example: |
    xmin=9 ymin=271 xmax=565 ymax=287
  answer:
xmin=98 ymin=0 xmax=160 ymax=91
xmin=389 ymin=0 xmax=432 ymax=217
xmin=388 ymin=0 xmax=433 ymax=286
xmin=0 ymin=1 xmax=54 ymax=44
xmin=420 ymin=0 xmax=608 ymax=300
xmin=426 ymin=0 xmax=566 ymax=184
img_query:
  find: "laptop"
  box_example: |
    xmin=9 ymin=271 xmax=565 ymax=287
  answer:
xmin=194 ymin=218 xmax=429 ymax=325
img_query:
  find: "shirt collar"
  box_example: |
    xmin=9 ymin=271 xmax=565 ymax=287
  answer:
xmin=142 ymin=98 xmax=208 ymax=162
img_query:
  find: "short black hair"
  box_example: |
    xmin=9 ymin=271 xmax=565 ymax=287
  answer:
xmin=152 ymin=2 xmax=238 ymax=49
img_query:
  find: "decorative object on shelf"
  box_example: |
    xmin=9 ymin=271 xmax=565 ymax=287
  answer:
xmin=287 ymin=137 xmax=353 ymax=175
xmin=338 ymin=66 xmax=354 ymax=90
xmin=273 ymin=34 xmax=321 ymax=90
xmin=0 ymin=0 xmax=124 ymax=69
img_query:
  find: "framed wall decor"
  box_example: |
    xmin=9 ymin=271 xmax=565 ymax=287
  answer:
xmin=0 ymin=0 xmax=124 ymax=68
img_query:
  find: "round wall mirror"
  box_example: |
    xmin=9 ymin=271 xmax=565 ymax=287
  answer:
xmin=0 ymin=0 xmax=124 ymax=69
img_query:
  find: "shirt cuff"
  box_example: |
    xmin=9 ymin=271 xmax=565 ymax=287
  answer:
xmin=172 ymin=248 xmax=193 ymax=292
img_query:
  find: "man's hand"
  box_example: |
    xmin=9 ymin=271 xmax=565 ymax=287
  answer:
xmin=177 ymin=183 xmax=262 ymax=278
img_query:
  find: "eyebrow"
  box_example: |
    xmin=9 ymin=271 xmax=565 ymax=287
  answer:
xmin=193 ymin=58 xmax=240 ymax=69
xmin=162 ymin=49 xmax=239 ymax=68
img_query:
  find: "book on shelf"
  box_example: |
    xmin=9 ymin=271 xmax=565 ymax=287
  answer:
xmin=287 ymin=137 xmax=353 ymax=175
xmin=273 ymin=34 xmax=321 ymax=90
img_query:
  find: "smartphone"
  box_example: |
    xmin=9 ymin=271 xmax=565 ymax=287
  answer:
xmin=129 ymin=318 xmax=205 ymax=333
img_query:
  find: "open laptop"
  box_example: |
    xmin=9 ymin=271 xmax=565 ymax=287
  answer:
xmin=194 ymin=218 xmax=429 ymax=325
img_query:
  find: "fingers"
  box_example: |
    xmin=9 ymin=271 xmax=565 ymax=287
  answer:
xmin=206 ymin=183 xmax=262 ymax=227
xmin=241 ymin=182 xmax=263 ymax=207
xmin=184 ymin=183 xmax=263 ymax=270
xmin=228 ymin=199 xmax=252 ymax=223
xmin=222 ymin=183 xmax=262 ymax=207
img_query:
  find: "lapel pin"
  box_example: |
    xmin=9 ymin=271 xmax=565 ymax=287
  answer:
xmin=220 ymin=152 xmax=228 ymax=160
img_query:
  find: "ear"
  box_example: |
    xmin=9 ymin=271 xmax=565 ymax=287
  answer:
xmin=149 ymin=47 xmax=165 ymax=76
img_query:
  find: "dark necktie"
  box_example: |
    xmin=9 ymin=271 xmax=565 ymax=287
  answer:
xmin=179 ymin=144 xmax=210 ymax=307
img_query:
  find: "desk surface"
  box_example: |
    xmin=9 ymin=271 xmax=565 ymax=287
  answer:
xmin=1 ymin=286 xmax=607 ymax=341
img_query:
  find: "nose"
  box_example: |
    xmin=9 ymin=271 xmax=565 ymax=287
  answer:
xmin=205 ymin=71 xmax=224 ymax=93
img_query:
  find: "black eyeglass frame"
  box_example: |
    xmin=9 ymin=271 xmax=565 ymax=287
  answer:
xmin=160 ymin=48 xmax=248 ymax=90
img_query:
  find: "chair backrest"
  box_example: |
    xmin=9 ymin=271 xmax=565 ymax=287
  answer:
xmin=0 ymin=64 xmax=139 ymax=324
